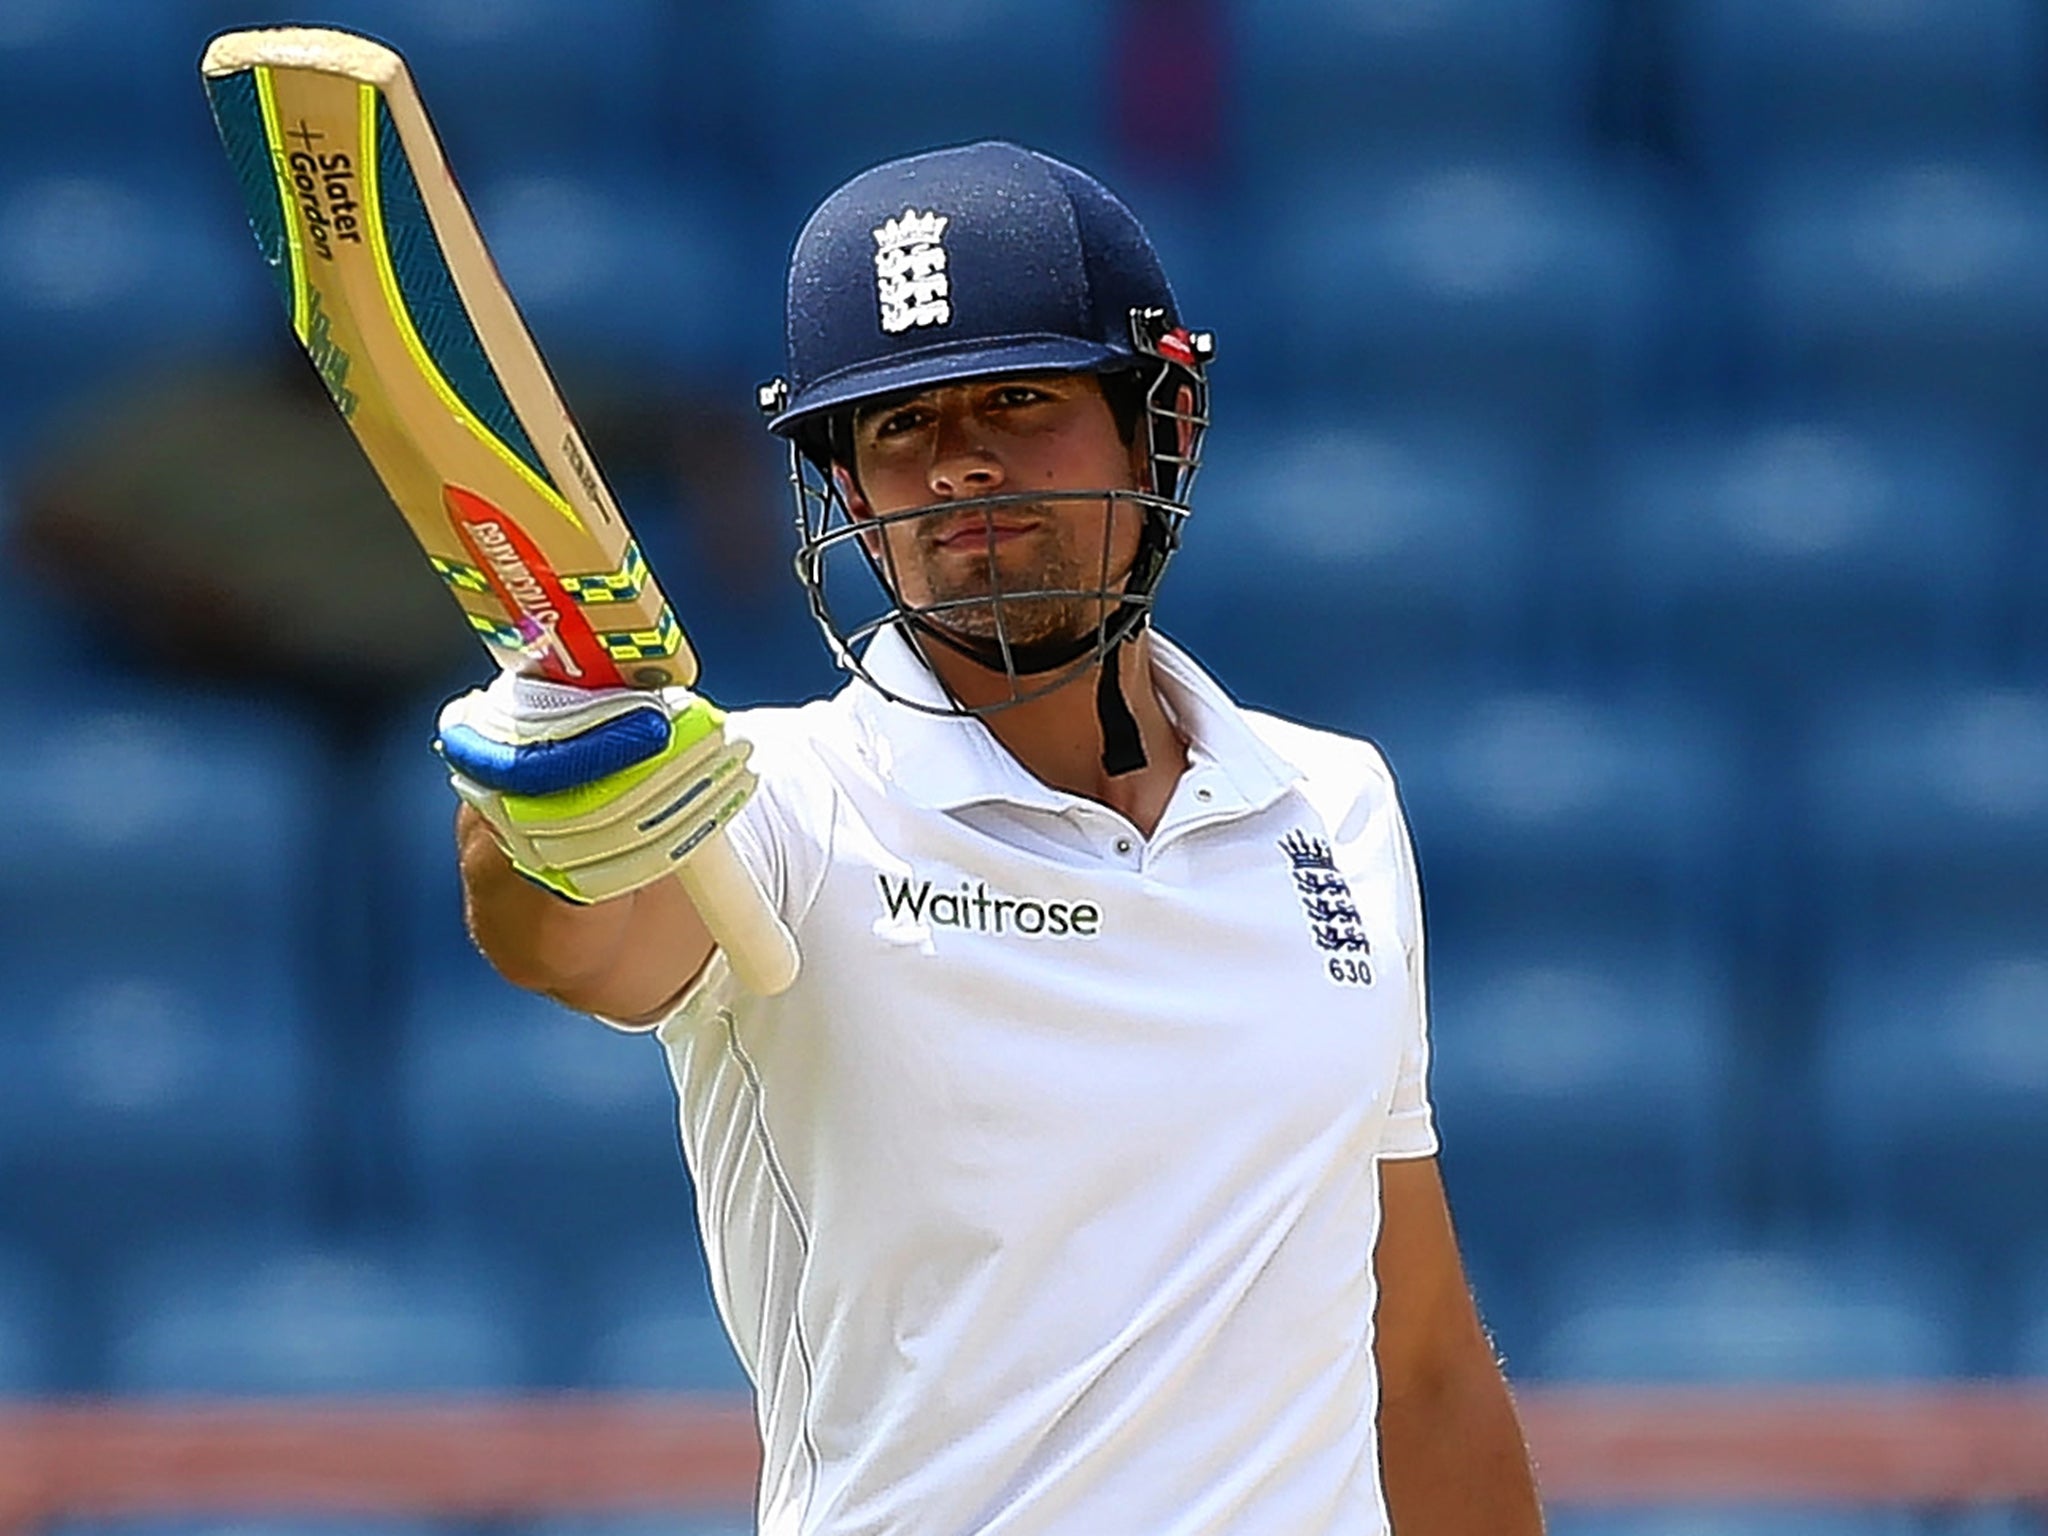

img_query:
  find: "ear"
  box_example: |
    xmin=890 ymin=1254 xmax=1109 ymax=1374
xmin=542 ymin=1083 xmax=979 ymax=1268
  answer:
xmin=1131 ymin=382 xmax=1200 ymax=494
xmin=834 ymin=461 xmax=874 ymax=521
xmin=1172 ymin=382 xmax=1197 ymax=462
xmin=833 ymin=461 xmax=889 ymax=563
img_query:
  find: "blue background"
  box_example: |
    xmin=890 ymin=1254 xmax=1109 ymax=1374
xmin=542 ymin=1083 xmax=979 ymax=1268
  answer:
xmin=0 ymin=2 xmax=2044 ymax=1533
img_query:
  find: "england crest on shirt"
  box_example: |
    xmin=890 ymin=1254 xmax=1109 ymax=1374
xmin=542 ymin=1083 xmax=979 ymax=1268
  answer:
xmin=1279 ymin=829 xmax=1374 ymax=987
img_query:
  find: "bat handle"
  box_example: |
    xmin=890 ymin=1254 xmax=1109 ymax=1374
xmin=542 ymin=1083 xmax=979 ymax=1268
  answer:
xmin=677 ymin=834 xmax=801 ymax=996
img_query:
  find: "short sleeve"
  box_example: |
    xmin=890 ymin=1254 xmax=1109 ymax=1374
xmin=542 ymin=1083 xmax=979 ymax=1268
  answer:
xmin=1377 ymin=772 xmax=1439 ymax=1161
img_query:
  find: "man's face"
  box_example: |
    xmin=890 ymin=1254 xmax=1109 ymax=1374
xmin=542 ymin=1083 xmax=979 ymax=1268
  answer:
xmin=839 ymin=371 xmax=1148 ymax=654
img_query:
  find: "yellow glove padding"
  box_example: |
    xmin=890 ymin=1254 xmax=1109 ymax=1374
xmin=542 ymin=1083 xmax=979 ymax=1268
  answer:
xmin=437 ymin=672 xmax=756 ymax=905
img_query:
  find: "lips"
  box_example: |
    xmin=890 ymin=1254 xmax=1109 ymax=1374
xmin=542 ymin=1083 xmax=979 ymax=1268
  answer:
xmin=929 ymin=514 xmax=1041 ymax=550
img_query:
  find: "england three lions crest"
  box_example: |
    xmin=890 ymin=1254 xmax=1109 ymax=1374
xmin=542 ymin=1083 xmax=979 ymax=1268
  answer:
xmin=874 ymin=208 xmax=951 ymax=334
xmin=1280 ymin=830 xmax=1374 ymax=988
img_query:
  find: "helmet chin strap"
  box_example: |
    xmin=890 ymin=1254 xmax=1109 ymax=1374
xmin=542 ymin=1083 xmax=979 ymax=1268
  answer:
xmin=1094 ymin=632 xmax=1147 ymax=776
xmin=906 ymin=605 xmax=1151 ymax=777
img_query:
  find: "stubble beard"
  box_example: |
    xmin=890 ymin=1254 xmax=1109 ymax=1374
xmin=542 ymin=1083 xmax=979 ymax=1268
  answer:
xmin=903 ymin=512 xmax=1120 ymax=655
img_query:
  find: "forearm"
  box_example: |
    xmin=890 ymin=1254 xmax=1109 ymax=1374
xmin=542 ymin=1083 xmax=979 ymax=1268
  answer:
xmin=1378 ymin=1351 xmax=1543 ymax=1535
xmin=457 ymin=802 xmax=715 ymax=1021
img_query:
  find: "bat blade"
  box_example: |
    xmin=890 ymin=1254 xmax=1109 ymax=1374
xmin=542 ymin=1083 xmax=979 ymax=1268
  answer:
xmin=200 ymin=25 xmax=696 ymax=692
xmin=202 ymin=27 xmax=799 ymax=997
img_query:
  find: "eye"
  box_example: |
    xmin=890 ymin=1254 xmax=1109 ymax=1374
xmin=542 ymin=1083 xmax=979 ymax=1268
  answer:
xmin=989 ymin=384 xmax=1051 ymax=408
xmin=870 ymin=405 xmax=929 ymax=439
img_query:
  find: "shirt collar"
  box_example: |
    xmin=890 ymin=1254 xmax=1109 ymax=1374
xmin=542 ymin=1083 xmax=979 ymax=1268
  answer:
xmin=848 ymin=624 xmax=1301 ymax=815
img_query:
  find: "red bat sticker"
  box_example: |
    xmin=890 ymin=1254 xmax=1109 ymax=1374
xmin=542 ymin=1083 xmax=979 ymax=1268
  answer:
xmin=444 ymin=484 xmax=625 ymax=688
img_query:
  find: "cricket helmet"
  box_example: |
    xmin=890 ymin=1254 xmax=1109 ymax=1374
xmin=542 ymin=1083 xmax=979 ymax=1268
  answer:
xmin=757 ymin=140 xmax=1214 ymax=772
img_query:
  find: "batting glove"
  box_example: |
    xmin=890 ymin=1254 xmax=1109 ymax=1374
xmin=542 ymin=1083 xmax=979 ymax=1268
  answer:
xmin=436 ymin=670 xmax=755 ymax=905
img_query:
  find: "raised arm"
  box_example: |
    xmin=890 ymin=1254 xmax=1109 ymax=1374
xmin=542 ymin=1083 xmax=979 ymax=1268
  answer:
xmin=440 ymin=672 xmax=773 ymax=1025
xmin=456 ymin=800 xmax=715 ymax=1025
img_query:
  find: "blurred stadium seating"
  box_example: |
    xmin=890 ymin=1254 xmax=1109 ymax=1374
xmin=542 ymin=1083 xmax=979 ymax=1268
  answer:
xmin=1666 ymin=0 xmax=2048 ymax=182
xmin=1587 ymin=416 xmax=2012 ymax=707
xmin=576 ymin=1238 xmax=751 ymax=1396
xmin=1432 ymin=945 xmax=1738 ymax=1299
xmin=1734 ymin=156 xmax=2048 ymax=459
xmin=52 ymin=1524 xmax=457 ymax=1536
xmin=1173 ymin=409 xmax=1544 ymax=710
xmin=1231 ymin=0 xmax=1610 ymax=168
xmin=1801 ymin=682 xmax=2048 ymax=945
xmin=1545 ymin=1509 xmax=1931 ymax=1536
xmin=1377 ymin=685 xmax=1744 ymax=962
xmin=754 ymin=0 xmax=1112 ymax=213
xmin=1245 ymin=157 xmax=1676 ymax=460
xmin=0 ymin=962 xmax=313 ymax=1279
xmin=1816 ymin=938 xmax=2048 ymax=1307
xmin=193 ymin=0 xmax=734 ymax=179
xmin=0 ymin=691 xmax=318 ymax=951
xmin=0 ymin=161 xmax=267 ymax=456
xmin=396 ymin=978 xmax=692 ymax=1259
xmin=102 ymin=1234 xmax=536 ymax=1394
xmin=466 ymin=168 xmax=764 ymax=388
xmin=0 ymin=0 xmax=2043 ymax=1527
xmin=1532 ymin=1240 xmax=1967 ymax=1383
xmin=0 ymin=1246 xmax=60 ymax=1396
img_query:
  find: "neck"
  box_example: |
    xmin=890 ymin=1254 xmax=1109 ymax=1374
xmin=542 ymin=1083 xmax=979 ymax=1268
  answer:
xmin=922 ymin=630 xmax=1188 ymax=837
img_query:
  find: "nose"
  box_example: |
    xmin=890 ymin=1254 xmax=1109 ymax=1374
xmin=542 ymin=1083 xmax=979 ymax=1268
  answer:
xmin=926 ymin=409 xmax=1006 ymax=500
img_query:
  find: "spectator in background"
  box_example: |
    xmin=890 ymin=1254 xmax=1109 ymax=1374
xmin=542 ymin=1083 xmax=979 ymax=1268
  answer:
xmin=8 ymin=345 xmax=780 ymax=721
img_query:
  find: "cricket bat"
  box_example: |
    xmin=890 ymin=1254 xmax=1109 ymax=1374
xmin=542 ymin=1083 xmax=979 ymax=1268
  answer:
xmin=200 ymin=26 xmax=799 ymax=997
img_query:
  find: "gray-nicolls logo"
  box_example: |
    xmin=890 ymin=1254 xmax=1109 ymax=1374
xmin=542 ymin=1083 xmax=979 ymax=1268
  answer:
xmin=873 ymin=208 xmax=951 ymax=333
xmin=1280 ymin=830 xmax=1373 ymax=987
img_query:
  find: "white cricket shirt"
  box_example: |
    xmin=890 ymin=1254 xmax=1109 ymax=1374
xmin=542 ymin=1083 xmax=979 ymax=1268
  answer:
xmin=644 ymin=626 xmax=1438 ymax=1536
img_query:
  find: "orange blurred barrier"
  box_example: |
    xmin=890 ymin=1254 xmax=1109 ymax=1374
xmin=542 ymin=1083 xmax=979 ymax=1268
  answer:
xmin=0 ymin=1386 xmax=2044 ymax=1531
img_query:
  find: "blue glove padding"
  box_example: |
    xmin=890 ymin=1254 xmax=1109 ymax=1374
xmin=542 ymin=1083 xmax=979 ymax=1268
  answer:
xmin=438 ymin=707 xmax=671 ymax=796
xmin=435 ymin=671 xmax=755 ymax=905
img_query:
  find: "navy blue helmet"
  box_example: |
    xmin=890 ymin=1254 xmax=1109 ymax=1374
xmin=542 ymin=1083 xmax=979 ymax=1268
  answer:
xmin=757 ymin=141 xmax=1213 ymax=772
xmin=765 ymin=140 xmax=1200 ymax=439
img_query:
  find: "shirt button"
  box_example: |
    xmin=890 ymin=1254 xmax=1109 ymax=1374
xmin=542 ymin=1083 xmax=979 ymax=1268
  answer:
xmin=1195 ymin=787 xmax=1213 ymax=802
xmin=1114 ymin=837 xmax=1133 ymax=855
